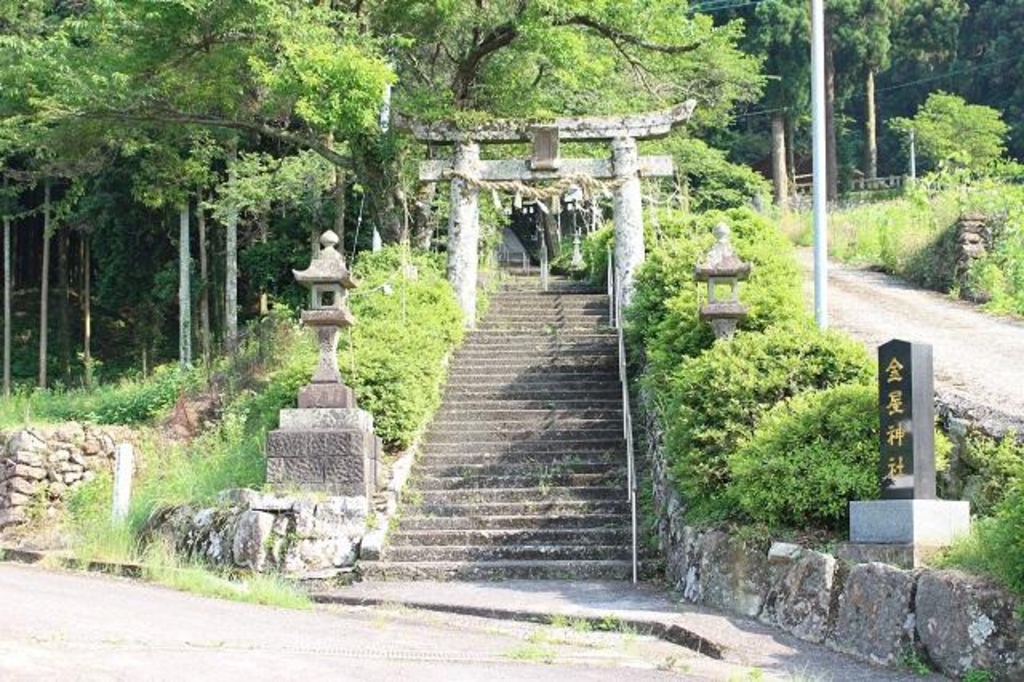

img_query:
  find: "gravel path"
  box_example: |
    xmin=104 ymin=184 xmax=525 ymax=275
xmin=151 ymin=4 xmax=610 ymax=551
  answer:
xmin=798 ymin=248 xmax=1024 ymax=434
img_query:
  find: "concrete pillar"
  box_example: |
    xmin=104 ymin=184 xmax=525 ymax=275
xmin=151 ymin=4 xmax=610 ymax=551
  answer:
xmin=448 ymin=142 xmax=481 ymax=328
xmin=112 ymin=443 xmax=134 ymax=521
xmin=611 ymin=137 xmax=645 ymax=304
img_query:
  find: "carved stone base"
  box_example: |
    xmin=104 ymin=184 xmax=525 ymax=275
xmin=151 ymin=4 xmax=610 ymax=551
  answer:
xmin=298 ymin=383 xmax=356 ymax=409
xmin=266 ymin=407 xmax=376 ymax=498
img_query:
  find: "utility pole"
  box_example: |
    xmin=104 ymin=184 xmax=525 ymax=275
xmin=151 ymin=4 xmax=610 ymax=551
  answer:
xmin=811 ymin=0 xmax=828 ymax=329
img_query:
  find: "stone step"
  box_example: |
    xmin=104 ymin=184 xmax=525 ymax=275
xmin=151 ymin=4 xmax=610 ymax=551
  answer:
xmin=412 ymin=471 xmax=625 ymax=491
xmin=396 ymin=513 xmax=629 ymax=531
xmin=477 ymin=324 xmax=612 ymax=334
xmin=424 ymin=439 xmax=623 ymax=455
xmin=448 ymin=364 xmax=615 ymax=376
xmin=360 ymin=559 xmax=632 ymax=581
xmin=444 ymin=378 xmax=619 ymax=392
xmin=436 ymin=398 xmax=622 ymax=412
xmin=425 ymin=428 xmax=623 ymax=445
xmin=461 ymin=332 xmax=615 ymax=345
xmin=416 ymin=451 xmax=624 ymax=468
xmin=388 ymin=527 xmax=629 ymax=547
xmin=450 ymin=358 xmax=617 ymax=372
xmin=459 ymin=337 xmax=616 ymax=348
xmin=415 ymin=486 xmax=624 ymax=505
xmin=484 ymin=308 xmax=609 ymax=317
xmin=408 ymin=499 xmax=629 ymax=517
xmin=486 ymin=309 xmax=609 ymax=320
xmin=489 ymin=296 xmax=608 ymax=307
xmin=432 ymin=408 xmax=621 ymax=422
xmin=457 ymin=346 xmax=615 ymax=358
xmin=443 ymin=387 xmax=622 ymax=401
xmin=480 ymin=315 xmax=610 ymax=324
xmin=382 ymin=543 xmax=630 ymax=563
xmin=415 ymin=460 xmax=624 ymax=477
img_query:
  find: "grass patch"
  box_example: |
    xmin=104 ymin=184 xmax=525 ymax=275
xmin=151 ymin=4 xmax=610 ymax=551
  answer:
xmin=503 ymin=643 xmax=557 ymax=664
xmin=141 ymin=542 xmax=310 ymax=609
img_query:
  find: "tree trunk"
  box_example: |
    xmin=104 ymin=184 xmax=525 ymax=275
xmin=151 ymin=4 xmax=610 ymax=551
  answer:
xmin=197 ymin=193 xmax=211 ymax=367
xmin=39 ymin=179 xmax=51 ymax=389
xmin=258 ymin=212 xmax=269 ymax=316
xmin=333 ymin=170 xmax=346 ymax=250
xmin=58 ymin=225 xmax=71 ymax=384
xmin=179 ymin=202 xmax=192 ymax=369
xmin=225 ymin=149 xmax=239 ymax=354
xmin=786 ymin=115 xmax=797 ymax=190
xmin=824 ymin=18 xmax=839 ymax=203
xmin=82 ymin=233 xmax=92 ymax=388
xmin=3 ymin=189 xmax=11 ymax=399
xmin=770 ymin=114 xmax=789 ymax=205
xmin=864 ymin=70 xmax=878 ymax=180
xmin=411 ymin=182 xmax=437 ymax=250
xmin=542 ymin=202 xmax=561 ymax=260
xmin=225 ymin=205 xmax=238 ymax=353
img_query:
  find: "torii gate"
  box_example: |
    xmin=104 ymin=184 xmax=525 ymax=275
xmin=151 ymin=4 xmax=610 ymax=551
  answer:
xmin=408 ymin=101 xmax=696 ymax=327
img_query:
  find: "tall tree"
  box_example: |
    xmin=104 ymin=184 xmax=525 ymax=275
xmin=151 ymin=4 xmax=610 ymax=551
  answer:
xmin=745 ymin=0 xmax=811 ymax=203
xmin=39 ymin=178 xmax=51 ymax=388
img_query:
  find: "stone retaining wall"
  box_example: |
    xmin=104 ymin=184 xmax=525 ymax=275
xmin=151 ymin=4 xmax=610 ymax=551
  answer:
xmin=150 ymin=489 xmax=368 ymax=578
xmin=645 ymin=398 xmax=1024 ymax=680
xmin=0 ymin=424 xmax=137 ymax=529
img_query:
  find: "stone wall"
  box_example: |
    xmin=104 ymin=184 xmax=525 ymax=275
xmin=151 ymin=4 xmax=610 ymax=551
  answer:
xmin=645 ymin=398 xmax=1023 ymax=681
xmin=150 ymin=489 xmax=368 ymax=578
xmin=0 ymin=424 xmax=137 ymax=530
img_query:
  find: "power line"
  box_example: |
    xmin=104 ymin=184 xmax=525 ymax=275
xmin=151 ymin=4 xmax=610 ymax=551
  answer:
xmin=730 ymin=55 xmax=1019 ymax=120
xmin=873 ymin=55 xmax=1021 ymax=95
xmin=689 ymin=0 xmax=772 ymax=15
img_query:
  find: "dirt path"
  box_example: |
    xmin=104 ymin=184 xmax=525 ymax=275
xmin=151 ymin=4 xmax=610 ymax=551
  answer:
xmin=798 ymin=248 xmax=1024 ymax=434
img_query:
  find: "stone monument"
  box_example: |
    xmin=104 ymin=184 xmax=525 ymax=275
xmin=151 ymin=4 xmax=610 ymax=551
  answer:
xmin=695 ymin=223 xmax=751 ymax=339
xmin=264 ymin=231 xmax=381 ymax=498
xmin=844 ymin=339 xmax=970 ymax=568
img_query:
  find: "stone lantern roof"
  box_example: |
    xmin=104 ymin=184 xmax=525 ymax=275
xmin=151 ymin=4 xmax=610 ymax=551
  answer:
xmin=695 ymin=224 xmax=752 ymax=282
xmin=293 ymin=230 xmax=358 ymax=289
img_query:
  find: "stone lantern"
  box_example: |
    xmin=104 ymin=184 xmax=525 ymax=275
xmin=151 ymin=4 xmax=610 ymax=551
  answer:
xmin=695 ymin=223 xmax=751 ymax=339
xmin=265 ymin=229 xmax=381 ymax=498
xmin=292 ymin=230 xmax=359 ymax=408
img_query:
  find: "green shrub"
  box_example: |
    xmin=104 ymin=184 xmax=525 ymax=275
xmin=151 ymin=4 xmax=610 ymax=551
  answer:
xmin=951 ymin=433 xmax=1024 ymax=517
xmin=2 ymin=365 xmax=201 ymax=429
xmin=628 ymin=207 xmax=805 ymax=377
xmin=582 ymin=225 xmax=614 ymax=287
xmin=729 ymin=384 xmax=879 ymax=530
xmin=346 ymin=246 xmax=464 ymax=448
xmin=940 ymin=475 xmax=1024 ymax=594
xmin=651 ymin=137 xmax=770 ymax=211
xmin=660 ymin=323 xmax=874 ymax=519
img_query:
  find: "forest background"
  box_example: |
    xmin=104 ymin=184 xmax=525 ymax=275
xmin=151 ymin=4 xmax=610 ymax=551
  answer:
xmin=0 ymin=0 xmax=1021 ymax=389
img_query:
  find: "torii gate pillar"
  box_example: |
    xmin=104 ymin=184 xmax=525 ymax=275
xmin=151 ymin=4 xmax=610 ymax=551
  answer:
xmin=611 ymin=137 xmax=644 ymax=304
xmin=406 ymin=101 xmax=696 ymax=329
xmin=448 ymin=142 xmax=481 ymax=325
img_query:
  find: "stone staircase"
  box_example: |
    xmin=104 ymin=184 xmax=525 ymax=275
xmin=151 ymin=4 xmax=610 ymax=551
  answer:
xmin=361 ymin=274 xmax=632 ymax=580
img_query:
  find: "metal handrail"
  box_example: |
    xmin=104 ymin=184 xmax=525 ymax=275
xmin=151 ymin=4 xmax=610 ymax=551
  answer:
xmin=608 ymin=251 xmax=638 ymax=584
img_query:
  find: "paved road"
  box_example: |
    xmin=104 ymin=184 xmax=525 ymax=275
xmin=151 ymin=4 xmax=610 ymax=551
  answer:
xmin=799 ymin=249 xmax=1024 ymax=432
xmin=0 ymin=565 xmax=765 ymax=681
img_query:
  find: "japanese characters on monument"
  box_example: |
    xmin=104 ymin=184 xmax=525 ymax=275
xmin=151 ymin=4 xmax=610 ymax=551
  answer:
xmin=878 ymin=339 xmax=936 ymax=500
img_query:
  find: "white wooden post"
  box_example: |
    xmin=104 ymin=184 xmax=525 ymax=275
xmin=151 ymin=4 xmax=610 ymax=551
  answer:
xmin=448 ymin=142 xmax=481 ymax=328
xmin=611 ymin=137 xmax=645 ymax=304
xmin=112 ymin=443 xmax=134 ymax=521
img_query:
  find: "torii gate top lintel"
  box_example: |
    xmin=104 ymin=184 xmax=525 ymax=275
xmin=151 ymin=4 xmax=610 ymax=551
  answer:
xmin=404 ymin=100 xmax=697 ymax=144
xmin=425 ymin=101 xmax=698 ymax=329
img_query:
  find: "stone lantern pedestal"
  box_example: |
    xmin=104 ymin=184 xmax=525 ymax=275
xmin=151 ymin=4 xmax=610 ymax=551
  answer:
xmin=265 ymin=231 xmax=383 ymax=499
